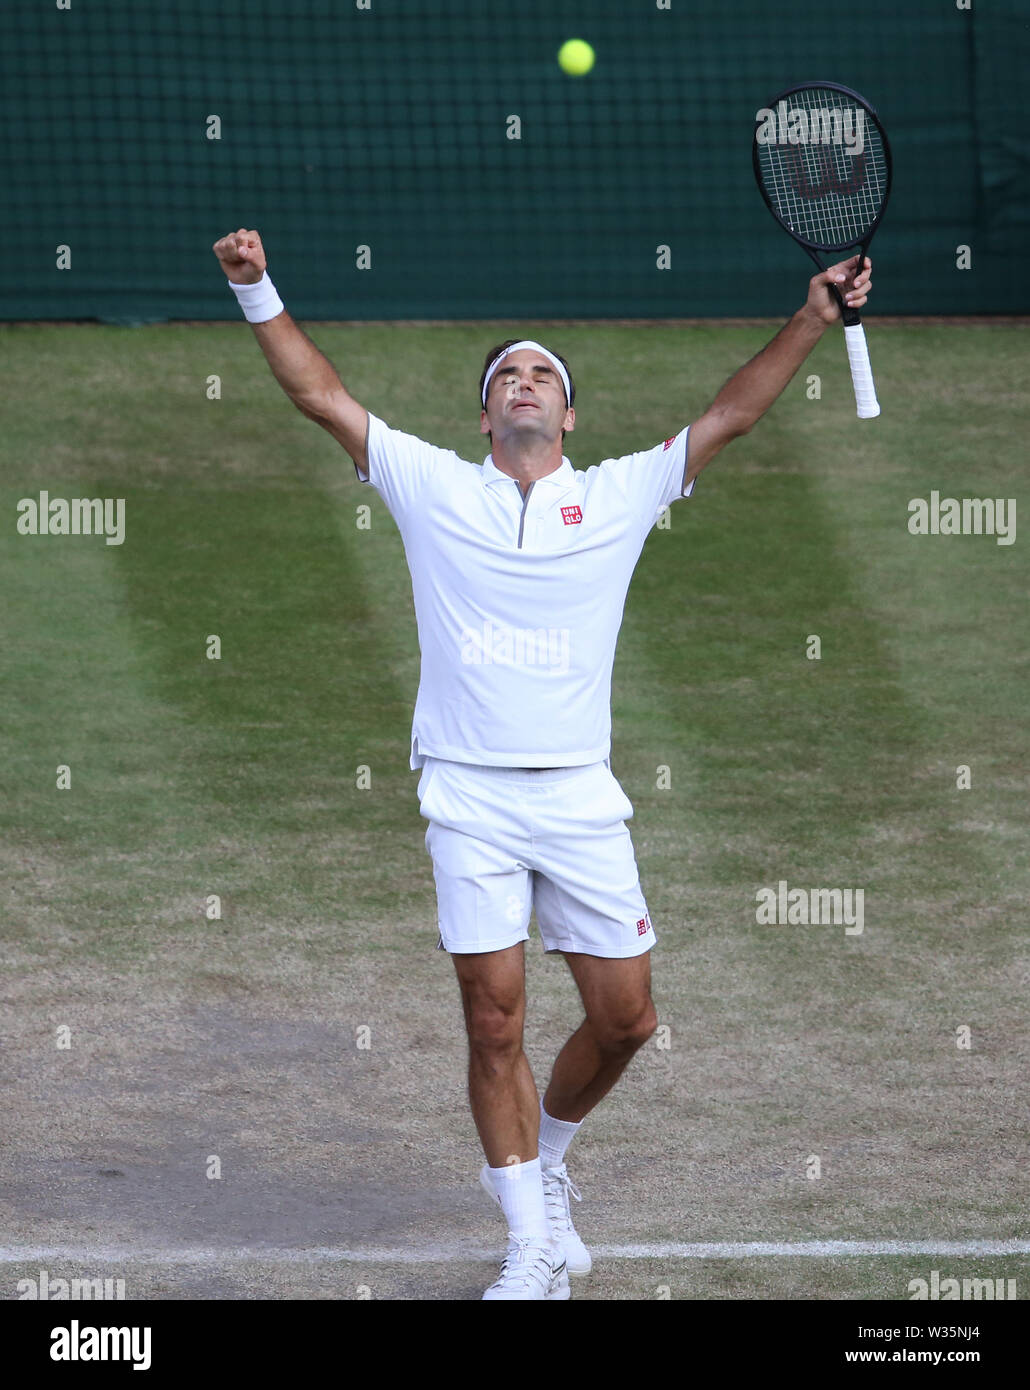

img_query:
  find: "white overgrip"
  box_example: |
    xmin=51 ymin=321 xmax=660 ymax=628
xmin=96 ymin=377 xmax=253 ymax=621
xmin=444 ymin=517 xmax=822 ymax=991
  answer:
xmin=844 ymin=322 xmax=881 ymax=419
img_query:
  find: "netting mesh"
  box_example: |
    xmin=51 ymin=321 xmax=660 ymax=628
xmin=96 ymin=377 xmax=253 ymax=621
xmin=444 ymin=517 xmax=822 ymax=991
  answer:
xmin=0 ymin=0 xmax=1025 ymax=320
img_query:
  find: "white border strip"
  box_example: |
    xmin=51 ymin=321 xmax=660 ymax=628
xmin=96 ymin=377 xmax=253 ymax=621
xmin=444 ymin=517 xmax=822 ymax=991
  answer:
xmin=1 ymin=1239 xmax=1028 ymax=1265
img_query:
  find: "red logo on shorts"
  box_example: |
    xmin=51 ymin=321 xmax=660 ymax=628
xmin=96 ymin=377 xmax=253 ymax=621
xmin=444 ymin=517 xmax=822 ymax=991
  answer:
xmin=561 ymin=505 xmax=583 ymax=525
xmin=663 ymin=436 xmax=677 ymax=451
xmin=637 ymin=915 xmax=650 ymax=936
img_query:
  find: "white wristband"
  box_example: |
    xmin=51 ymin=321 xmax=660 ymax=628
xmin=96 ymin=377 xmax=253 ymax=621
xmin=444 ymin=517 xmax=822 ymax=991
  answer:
xmin=227 ymin=270 xmax=284 ymax=323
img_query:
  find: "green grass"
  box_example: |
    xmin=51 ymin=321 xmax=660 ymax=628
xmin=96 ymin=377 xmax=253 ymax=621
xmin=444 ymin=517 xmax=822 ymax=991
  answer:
xmin=1 ymin=319 xmax=1027 ymax=1298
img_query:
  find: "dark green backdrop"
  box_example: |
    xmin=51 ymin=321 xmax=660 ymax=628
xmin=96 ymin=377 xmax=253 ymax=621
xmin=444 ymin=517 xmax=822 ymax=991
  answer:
xmin=2 ymin=0 xmax=1027 ymax=321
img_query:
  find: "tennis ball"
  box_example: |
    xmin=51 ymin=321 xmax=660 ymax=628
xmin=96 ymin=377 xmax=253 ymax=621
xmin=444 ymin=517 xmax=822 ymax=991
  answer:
xmin=558 ymin=38 xmax=595 ymax=76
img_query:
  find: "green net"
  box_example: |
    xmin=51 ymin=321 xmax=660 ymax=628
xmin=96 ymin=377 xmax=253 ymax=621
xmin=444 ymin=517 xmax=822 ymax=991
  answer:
xmin=2 ymin=0 xmax=1027 ymax=321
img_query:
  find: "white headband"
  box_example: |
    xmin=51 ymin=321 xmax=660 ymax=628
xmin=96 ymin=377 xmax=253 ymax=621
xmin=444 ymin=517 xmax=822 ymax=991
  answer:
xmin=481 ymin=340 xmax=572 ymax=408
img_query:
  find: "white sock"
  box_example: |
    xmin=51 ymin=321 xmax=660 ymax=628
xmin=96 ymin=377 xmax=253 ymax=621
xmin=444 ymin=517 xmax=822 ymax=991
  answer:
xmin=538 ymin=1102 xmax=582 ymax=1171
xmin=487 ymin=1157 xmax=550 ymax=1243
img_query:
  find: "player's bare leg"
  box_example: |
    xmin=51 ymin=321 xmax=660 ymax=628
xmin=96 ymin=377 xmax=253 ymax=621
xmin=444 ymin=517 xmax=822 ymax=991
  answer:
xmin=526 ymin=951 xmax=657 ymax=1278
xmin=455 ymin=943 xmax=569 ymax=1299
xmin=451 ymin=942 xmax=538 ymax=1167
xmin=543 ymin=951 xmax=658 ymax=1122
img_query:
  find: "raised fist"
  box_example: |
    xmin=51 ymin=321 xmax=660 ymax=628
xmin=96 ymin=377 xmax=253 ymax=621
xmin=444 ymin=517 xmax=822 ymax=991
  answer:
xmin=212 ymin=227 xmax=267 ymax=285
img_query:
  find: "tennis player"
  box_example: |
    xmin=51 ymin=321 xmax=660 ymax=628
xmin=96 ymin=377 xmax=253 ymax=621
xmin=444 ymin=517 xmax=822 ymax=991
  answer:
xmin=213 ymin=227 xmax=872 ymax=1300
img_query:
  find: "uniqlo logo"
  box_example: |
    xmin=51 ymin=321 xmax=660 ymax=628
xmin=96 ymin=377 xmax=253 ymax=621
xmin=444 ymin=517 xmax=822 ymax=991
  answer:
xmin=561 ymin=505 xmax=583 ymax=525
xmin=636 ymin=916 xmax=650 ymax=936
xmin=663 ymin=436 xmax=677 ymax=451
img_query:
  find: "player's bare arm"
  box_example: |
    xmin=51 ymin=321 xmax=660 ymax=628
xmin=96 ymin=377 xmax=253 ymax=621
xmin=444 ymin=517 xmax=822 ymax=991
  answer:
xmin=212 ymin=228 xmax=370 ymax=471
xmin=684 ymin=255 xmax=873 ymax=485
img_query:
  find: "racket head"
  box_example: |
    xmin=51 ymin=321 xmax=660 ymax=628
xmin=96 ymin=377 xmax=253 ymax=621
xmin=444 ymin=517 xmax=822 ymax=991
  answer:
xmin=753 ymin=80 xmax=892 ymax=256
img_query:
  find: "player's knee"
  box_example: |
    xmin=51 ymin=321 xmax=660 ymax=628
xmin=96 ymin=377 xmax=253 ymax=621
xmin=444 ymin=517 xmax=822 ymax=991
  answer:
xmin=591 ymin=999 xmax=658 ymax=1055
xmin=466 ymin=1001 xmax=523 ymax=1062
xmin=623 ymin=1002 xmax=659 ymax=1053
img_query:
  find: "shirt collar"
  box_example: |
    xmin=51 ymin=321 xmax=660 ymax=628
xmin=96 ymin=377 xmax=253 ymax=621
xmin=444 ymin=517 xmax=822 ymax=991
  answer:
xmin=481 ymin=455 xmax=575 ymax=488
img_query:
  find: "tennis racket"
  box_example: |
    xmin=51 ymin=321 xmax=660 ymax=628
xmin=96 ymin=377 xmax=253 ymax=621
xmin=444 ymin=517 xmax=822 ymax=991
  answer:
xmin=753 ymin=80 xmax=892 ymax=418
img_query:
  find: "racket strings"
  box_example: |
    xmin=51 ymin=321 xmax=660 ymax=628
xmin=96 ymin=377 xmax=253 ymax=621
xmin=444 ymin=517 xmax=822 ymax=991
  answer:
xmin=756 ymin=86 xmax=888 ymax=249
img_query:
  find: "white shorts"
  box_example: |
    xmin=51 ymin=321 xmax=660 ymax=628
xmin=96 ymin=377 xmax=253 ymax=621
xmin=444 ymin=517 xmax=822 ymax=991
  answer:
xmin=416 ymin=756 xmax=657 ymax=958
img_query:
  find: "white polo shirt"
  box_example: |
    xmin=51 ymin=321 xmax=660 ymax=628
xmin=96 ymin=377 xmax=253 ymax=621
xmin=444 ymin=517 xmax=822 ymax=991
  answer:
xmin=356 ymin=413 xmax=696 ymax=769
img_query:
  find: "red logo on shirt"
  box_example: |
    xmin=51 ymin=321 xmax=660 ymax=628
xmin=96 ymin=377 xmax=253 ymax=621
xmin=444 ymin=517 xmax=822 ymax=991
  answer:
xmin=663 ymin=436 xmax=677 ymax=451
xmin=636 ymin=915 xmax=650 ymax=936
xmin=561 ymin=505 xmax=583 ymax=525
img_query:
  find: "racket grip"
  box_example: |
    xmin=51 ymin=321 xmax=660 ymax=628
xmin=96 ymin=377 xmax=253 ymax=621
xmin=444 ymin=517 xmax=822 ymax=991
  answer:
xmin=844 ymin=322 xmax=881 ymax=419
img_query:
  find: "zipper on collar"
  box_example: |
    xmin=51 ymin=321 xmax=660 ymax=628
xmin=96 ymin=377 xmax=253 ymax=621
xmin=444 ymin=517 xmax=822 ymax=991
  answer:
xmin=516 ymin=479 xmax=535 ymax=550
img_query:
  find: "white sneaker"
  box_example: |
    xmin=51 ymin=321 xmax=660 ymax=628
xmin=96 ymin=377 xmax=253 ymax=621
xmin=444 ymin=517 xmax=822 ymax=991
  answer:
xmin=480 ymin=1162 xmax=592 ymax=1278
xmin=482 ymin=1232 xmax=571 ymax=1301
xmin=541 ymin=1164 xmax=592 ymax=1276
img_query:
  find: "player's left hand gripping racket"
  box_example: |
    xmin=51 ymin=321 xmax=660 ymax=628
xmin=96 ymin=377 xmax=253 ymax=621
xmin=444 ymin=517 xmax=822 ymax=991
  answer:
xmin=753 ymin=81 xmax=892 ymax=418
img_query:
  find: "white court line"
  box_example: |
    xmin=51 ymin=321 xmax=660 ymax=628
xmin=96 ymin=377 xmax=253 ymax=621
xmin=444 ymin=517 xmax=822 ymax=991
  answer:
xmin=1 ymin=1240 xmax=1028 ymax=1265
